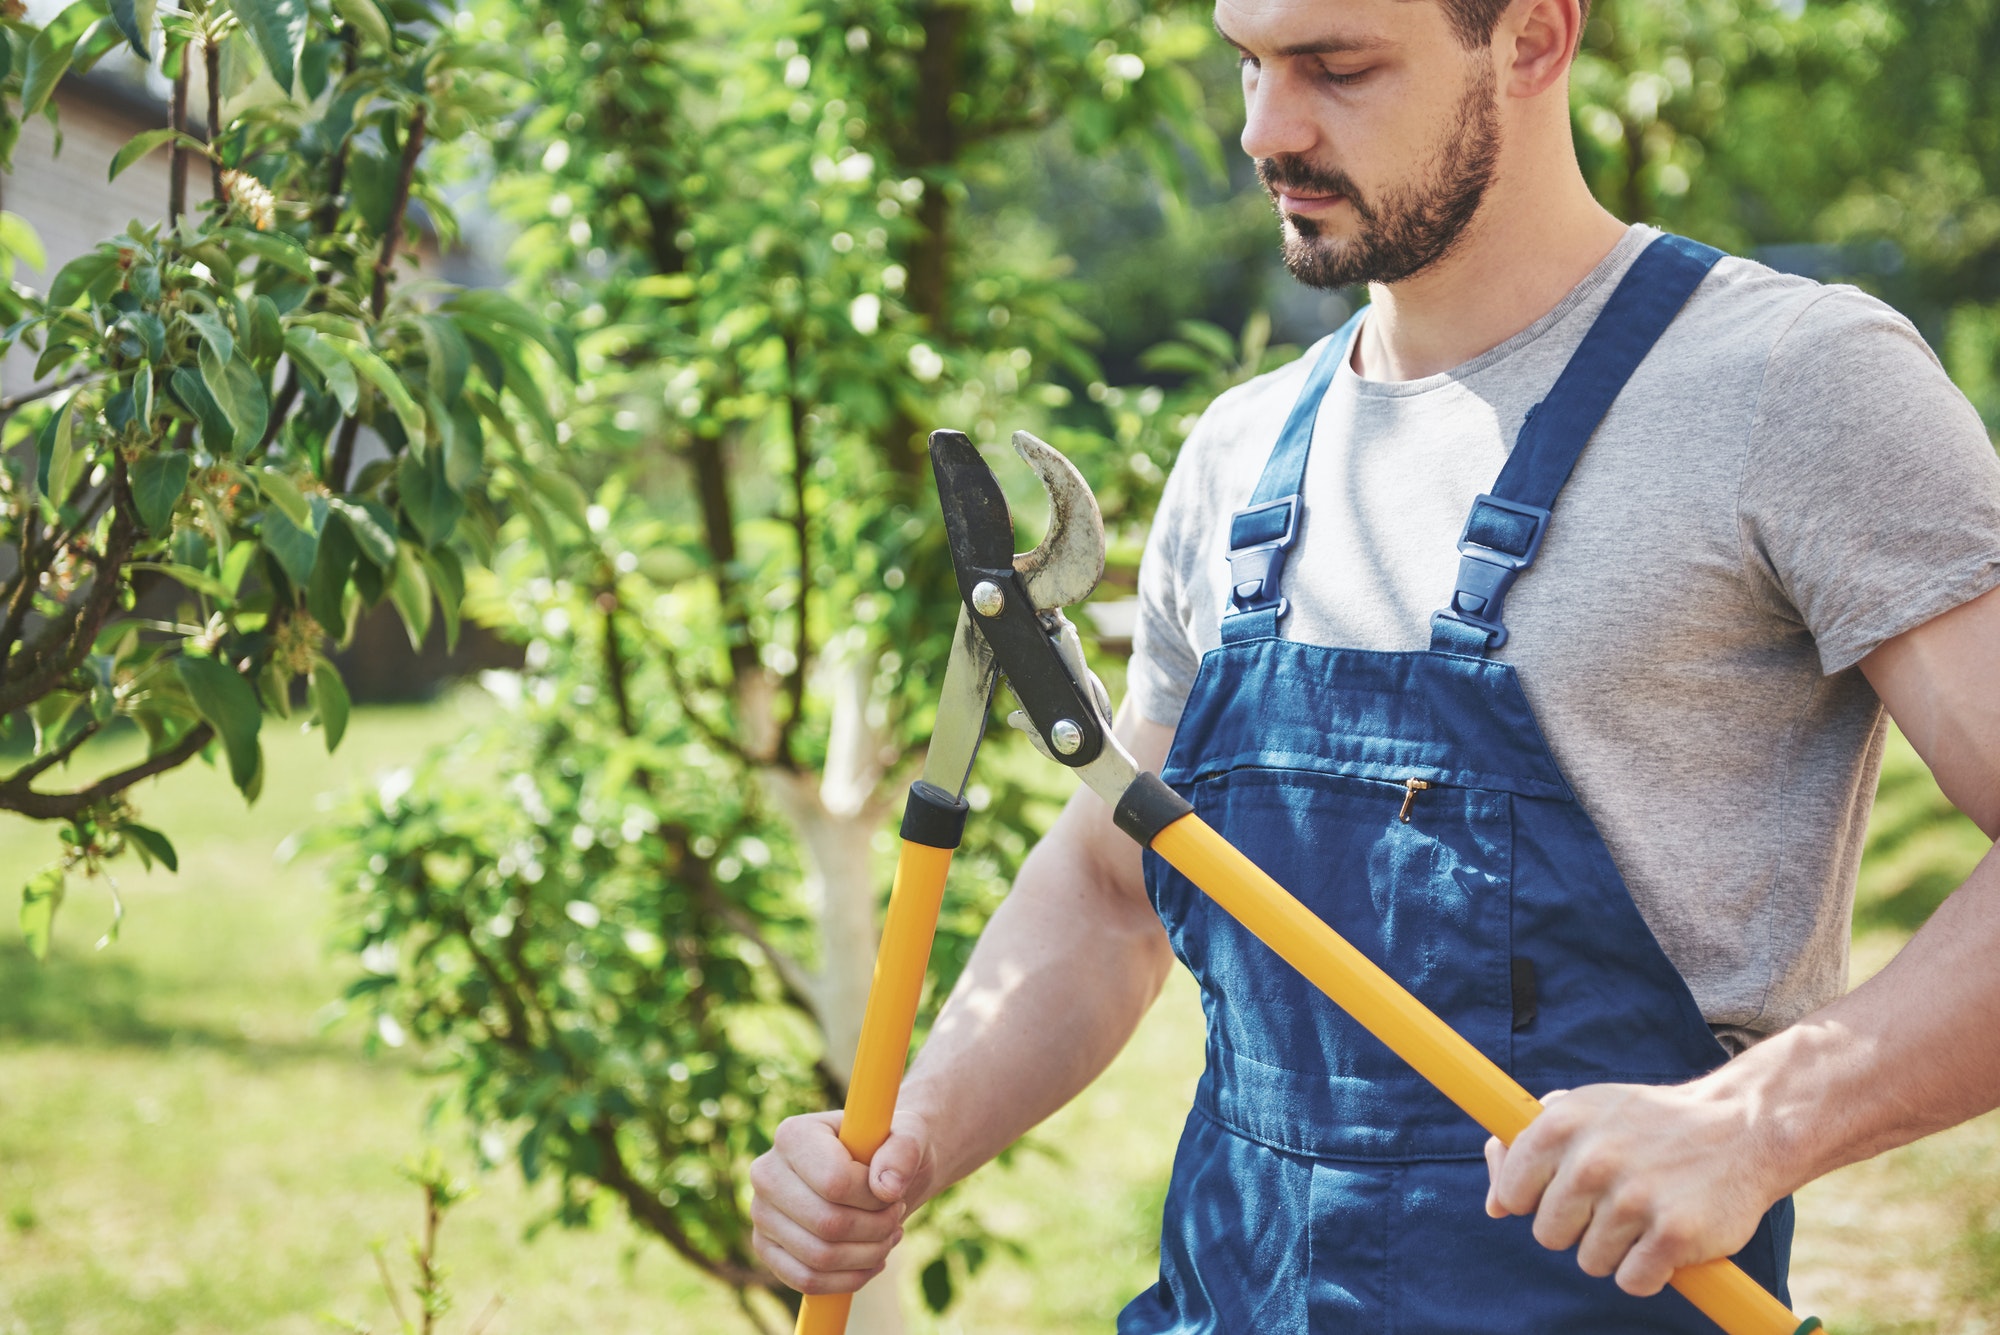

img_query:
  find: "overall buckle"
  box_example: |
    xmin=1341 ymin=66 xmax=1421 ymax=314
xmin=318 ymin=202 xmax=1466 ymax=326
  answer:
xmin=1430 ymin=495 xmax=1550 ymax=649
xmin=1224 ymin=496 xmax=1299 ymax=616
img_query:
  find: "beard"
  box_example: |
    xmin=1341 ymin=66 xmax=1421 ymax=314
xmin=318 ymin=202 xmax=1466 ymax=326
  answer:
xmin=1257 ymin=62 xmax=1501 ymax=290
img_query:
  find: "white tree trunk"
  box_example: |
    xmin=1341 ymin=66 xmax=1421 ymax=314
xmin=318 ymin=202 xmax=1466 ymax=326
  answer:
xmin=761 ymin=643 xmax=905 ymax=1335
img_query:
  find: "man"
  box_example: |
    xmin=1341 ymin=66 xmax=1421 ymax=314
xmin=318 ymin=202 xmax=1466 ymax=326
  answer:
xmin=751 ymin=0 xmax=2000 ymax=1328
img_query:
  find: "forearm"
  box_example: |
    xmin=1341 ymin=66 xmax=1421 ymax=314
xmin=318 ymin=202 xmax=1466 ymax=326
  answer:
xmin=897 ymin=791 xmax=1176 ymax=1199
xmin=1720 ymin=837 xmax=2000 ymax=1197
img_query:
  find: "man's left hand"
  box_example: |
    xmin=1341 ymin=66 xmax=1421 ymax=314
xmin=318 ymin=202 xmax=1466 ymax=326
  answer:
xmin=1483 ymin=1081 xmax=1782 ymax=1296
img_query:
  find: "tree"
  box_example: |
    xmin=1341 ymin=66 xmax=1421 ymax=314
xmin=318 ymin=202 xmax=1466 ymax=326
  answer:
xmin=329 ymin=0 xmax=1239 ymax=1329
xmin=1569 ymin=0 xmax=2000 ymax=432
xmin=0 ymin=0 xmax=569 ymax=957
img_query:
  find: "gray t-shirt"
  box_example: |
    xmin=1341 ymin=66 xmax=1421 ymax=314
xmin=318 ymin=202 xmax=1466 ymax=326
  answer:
xmin=1130 ymin=224 xmax=2000 ymax=1047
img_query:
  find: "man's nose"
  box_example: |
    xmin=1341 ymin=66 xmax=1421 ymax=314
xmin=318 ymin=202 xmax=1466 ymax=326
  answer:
xmin=1240 ymin=66 xmax=1318 ymax=161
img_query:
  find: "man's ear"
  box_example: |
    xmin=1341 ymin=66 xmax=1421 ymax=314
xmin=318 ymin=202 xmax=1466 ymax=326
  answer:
xmin=1500 ymin=0 xmax=1583 ymax=100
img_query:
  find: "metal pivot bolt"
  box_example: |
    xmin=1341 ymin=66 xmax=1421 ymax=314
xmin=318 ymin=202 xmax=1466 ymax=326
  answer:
xmin=971 ymin=581 xmax=1006 ymax=617
xmin=1050 ymin=719 xmax=1083 ymax=755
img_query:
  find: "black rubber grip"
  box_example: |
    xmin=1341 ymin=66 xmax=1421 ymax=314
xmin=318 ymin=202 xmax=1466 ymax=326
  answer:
xmin=1113 ymin=772 xmax=1194 ymax=847
xmin=900 ymin=780 xmax=970 ymax=849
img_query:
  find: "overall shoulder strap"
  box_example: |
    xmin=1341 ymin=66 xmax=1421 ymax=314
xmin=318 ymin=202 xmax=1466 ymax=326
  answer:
xmin=1429 ymin=234 xmax=1725 ymax=657
xmin=1219 ymin=308 xmax=1367 ymax=645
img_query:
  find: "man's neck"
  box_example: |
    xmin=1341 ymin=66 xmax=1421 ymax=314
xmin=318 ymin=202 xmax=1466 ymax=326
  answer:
xmin=1348 ymin=182 xmax=1629 ymax=383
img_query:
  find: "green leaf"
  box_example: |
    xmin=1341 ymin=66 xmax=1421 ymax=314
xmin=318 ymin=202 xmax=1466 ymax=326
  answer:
xmin=170 ymin=366 xmax=234 ymax=454
xmin=0 ymin=211 xmax=47 ymax=274
xmin=284 ymin=329 xmax=358 ymax=413
xmin=124 ymin=822 xmax=178 ymax=873
xmin=174 ymin=654 xmax=261 ymax=792
xmin=329 ymin=0 xmax=392 ymax=50
xmin=112 ymin=310 xmax=166 ymax=362
xmin=420 ymin=545 xmax=463 ymax=652
xmin=396 ymin=449 xmax=462 ymax=547
xmin=388 ymin=545 xmax=430 ymax=650
xmin=130 ymin=450 xmax=189 ymax=533
xmin=182 ymin=310 xmax=234 ymax=364
xmin=257 ymin=467 xmax=311 ymax=528
xmin=321 ymin=337 xmax=424 ymax=441
xmin=416 ymin=314 xmax=470 ymax=403
xmin=145 ymin=561 xmax=234 ymax=602
xmin=199 ymin=343 xmax=269 ymax=453
xmin=20 ymin=867 xmax=66 ymax=962
xmin=309 ymin=658 xmax=349 ymax=751
xmin=225 ymin=0 xmax=308 ymax=96
xmin=308 ymin=506 xmax=355 ymax=640
xmin=261 ymin=504 xmax=319 ymax=587
xmin=109 ymin=127 xmax=207 ymax=181
xmin=219 ymin=537 xmax=258 ymax=597
xmin=22 ymin=2 xmax=104 ymax=119
xmin=219 ymin=226 xmax=314 ymax=277
xmin=445 ymin=289 xmax=577 ymax=378
xmin=44 ymin=402 xmax=83 ymax=502
xmin=46 ymin=248 xmax=118 ymax=307
xmin=328 ymin=497 xmax=397 ymax=567
xmin=921 ymin=1258 xmax=953 ymax=1313
xmin=132 ymin=365 xmax=154 ymax=426
xmin=109 ymin=0 xmax=157 ymax=58
xmin=247 ymin=296 xmax=282 ymax=366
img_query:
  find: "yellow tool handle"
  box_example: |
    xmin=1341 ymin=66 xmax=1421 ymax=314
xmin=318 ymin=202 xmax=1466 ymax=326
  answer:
xmin=794 ymin=837 xmax=958 ymax=1335
xmin=1150 ymin=813 xmax=1820 ymax=1335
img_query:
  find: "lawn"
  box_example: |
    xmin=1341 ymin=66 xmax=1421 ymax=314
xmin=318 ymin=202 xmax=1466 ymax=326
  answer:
xmin=1 ymin=698 xmax=1995 ymax=1333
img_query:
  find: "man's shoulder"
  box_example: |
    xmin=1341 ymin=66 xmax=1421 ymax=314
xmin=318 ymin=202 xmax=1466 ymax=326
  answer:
xmin=1177 ymin=333 xmax=1341 ymax=472
xmin=1682 ymin=249 xmax=1930 ymax=378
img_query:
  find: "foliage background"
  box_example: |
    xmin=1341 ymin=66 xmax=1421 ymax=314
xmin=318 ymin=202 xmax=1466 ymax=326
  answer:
xmin=2 ymin=0 xmax=1998 ymax=1330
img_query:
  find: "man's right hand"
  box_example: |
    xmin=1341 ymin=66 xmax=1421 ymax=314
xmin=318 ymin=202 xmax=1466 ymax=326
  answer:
xmin=749 ymin=1109 xmax=936 ymax=1295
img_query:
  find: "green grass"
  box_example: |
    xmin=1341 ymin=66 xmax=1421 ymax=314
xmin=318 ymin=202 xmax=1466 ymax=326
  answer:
xmin=0 ymin=707 xmax=1995 ymax=1332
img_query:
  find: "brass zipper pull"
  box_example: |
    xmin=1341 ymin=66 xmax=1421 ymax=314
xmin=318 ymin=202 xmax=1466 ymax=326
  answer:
xmin=1399 ymin=778 xmax=1430 ymax=823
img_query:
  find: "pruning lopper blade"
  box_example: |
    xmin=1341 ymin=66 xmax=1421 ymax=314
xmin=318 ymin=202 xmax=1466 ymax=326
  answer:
xmin=929 ymin=428 xmax=1114 ymax=778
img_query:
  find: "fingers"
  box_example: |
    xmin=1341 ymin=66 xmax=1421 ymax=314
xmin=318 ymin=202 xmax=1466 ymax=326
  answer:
xmin=750 ymin=1111 xmax=919 ymax=1296
xmin=780 ymin=1111 xmax=901 ymax=1210
xmin=752 ymin=1192 xmax=905 ymax=1287
xmin=869 ymin=1124 xmax=926 ymax=1204
xmin=1488 ymin=1094 xmax=1572 ymax=1223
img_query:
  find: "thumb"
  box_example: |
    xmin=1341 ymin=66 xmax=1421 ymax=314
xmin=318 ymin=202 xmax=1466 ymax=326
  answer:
xmin=868 ymin=1125 xmax=928 ymax=1205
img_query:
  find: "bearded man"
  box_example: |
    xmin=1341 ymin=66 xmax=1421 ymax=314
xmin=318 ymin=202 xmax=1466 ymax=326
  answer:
xmin=750 ymin=1 xmax=2000 ymax=1329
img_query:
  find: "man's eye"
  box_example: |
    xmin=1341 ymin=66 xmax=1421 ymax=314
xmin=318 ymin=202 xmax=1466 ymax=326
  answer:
xmin=1237 ymin=52 xmax=1260 ymax=71
xmin=1319 ymin=67 xmax=1368 ymax=86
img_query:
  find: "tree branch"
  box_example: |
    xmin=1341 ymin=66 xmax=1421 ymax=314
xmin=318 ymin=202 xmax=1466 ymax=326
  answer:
xmin=0 ymin=468 xmax=140 ymax=716
xmin=169 ymin=59 xmax=189 ymax=225
xmin=0 ymin=370 xmax=93 ymax=418
xmin=371 ymin=102 xmax=428 ymax=321
xmin=4 ymin=716 xmax=104 ymax=787
xmin=204 ymin=37 xmax=224 ymax=204
xmin=0 ymin=722 xmax=212 ymax=821
xmin=685 ymin=427 xmax=758 ymax=687
xmin=660 ymin=645 xmax=756 ymax=767
xmin=775 ymin=328 xmax=811 ymax=771
xmin=327 ymin=414 xmax=360 ymax=492
xmin=258 ymin=365 xmax=299 ymax=454
xmin=587 ymin=1118 xmax=783 ymax=1297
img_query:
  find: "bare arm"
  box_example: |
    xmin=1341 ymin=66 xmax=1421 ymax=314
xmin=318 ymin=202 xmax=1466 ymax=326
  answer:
xmin=1486 ymin=581 xmax=2000 ymax=1296
xmin=749 ymin=705 xmax=1178 ymax=1294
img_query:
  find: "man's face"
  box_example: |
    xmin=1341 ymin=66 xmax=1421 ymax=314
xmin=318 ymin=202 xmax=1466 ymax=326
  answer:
xmin=1216 ymin=0 xmax=1501 ymax=289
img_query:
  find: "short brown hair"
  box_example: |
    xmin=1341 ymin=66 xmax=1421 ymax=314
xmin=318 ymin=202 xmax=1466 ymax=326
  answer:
xmin=1437 ymin=0 xmax=1592 ymax=48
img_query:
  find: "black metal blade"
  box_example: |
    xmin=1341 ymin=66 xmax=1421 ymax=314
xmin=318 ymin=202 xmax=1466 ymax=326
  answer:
xmin=929 ymin=429 xmax=1016 ymax=573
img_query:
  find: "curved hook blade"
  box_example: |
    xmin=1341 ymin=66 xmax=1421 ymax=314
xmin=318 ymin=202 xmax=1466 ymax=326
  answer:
xmin=1011 ymin=431 xmax=1104 ymax=611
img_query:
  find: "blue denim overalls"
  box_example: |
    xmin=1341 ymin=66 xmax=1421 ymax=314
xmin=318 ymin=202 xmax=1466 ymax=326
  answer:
xmin=1120 ymin=236 xmax=1795 ymax=1333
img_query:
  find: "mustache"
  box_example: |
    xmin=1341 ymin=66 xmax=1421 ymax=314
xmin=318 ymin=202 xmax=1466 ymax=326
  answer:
xmin=1256 ymin=155 xmax=1374 ymax=223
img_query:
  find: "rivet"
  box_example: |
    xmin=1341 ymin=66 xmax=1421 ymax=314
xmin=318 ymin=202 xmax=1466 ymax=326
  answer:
xmin=971 ymin=581 xmax=1005 ymax=617
xmin=1050 ymin=719 xmax=1083 ymax=755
